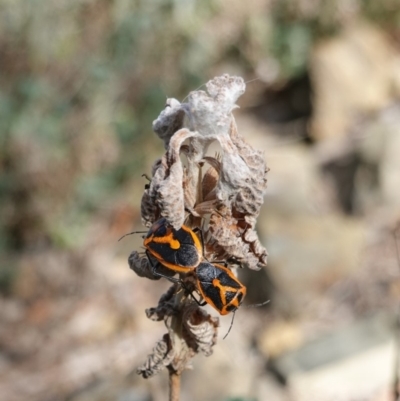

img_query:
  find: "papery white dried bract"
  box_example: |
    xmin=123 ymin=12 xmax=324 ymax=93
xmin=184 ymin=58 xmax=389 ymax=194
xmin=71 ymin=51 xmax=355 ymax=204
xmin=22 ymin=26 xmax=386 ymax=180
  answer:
xmin=186 ymin=75 xmax=245 ymax=141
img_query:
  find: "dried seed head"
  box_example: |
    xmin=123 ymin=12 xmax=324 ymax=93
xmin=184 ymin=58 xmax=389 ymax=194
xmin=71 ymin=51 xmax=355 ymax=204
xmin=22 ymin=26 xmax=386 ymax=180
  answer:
xmin=132 ymin=74 xmax=269 ymax=379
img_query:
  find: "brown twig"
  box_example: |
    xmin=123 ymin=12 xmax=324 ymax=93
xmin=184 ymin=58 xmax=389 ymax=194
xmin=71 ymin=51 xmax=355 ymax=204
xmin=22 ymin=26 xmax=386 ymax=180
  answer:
xmin=394 ymin=223 xmax=400 ymax=401
xmin=168 ymin=368 xmax=181 ymax=401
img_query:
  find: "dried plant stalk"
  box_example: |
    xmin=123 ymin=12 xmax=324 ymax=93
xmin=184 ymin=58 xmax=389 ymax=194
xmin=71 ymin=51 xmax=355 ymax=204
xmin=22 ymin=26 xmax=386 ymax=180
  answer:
xmin=131 ymin=75 xmax=269 ymax=400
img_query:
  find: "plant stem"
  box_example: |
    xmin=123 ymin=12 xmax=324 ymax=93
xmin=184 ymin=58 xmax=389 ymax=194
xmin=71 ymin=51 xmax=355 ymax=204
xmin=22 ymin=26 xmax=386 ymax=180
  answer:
xmin=168 ymin=369 xmax=181 ymax=401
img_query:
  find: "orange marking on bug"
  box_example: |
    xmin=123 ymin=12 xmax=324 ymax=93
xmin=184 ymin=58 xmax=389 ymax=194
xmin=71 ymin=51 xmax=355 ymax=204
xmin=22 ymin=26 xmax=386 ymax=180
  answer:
xmin=147 ymin=232 xmax=181 ymax=250
xmin=182 ymin=225 xmax=202 ymax=253
xmin=146 ymin=248 xmax=193 ymax=273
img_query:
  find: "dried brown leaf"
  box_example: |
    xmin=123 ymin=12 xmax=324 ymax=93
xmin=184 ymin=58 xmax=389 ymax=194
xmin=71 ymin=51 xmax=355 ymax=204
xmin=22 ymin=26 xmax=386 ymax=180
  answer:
xmin=182 ymin=304 xmax=219 ymax=357
xmin=146 ymin=128 xmax=200 ymax=229
xmin=137 ymin=334 xmax=175 ymax=378
xmin=202 ymin=165 xmax=219 ymax=201
xmin=128 ymin=251 xmax=161 ymax=281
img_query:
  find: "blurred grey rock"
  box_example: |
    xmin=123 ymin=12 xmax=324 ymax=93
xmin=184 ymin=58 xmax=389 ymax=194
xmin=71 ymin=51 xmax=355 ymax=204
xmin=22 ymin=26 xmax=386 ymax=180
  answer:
xmin=269 ymin=314 xmax=395 ymax=401
xmin=254 ymin=140 xmax=365 ymax=307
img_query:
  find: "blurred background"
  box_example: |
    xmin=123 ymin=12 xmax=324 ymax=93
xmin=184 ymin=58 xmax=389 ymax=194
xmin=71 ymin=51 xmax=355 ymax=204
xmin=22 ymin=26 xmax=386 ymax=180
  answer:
xmin=1 ymin=1 xmax=400 ymax=400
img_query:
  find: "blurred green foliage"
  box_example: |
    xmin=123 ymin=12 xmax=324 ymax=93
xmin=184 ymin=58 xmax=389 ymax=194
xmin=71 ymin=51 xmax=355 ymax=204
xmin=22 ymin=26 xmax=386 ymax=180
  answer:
xmin=0 ymin=0 xmax=399 ymax=275
xmin=268 ymin=0 xmax=400 ymax=79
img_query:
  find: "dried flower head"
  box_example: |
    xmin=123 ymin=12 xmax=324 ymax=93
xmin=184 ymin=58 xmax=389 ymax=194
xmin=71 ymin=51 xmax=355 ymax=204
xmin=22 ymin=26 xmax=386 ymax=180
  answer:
xmin=131 ymin=75 xmax=268 ymax=382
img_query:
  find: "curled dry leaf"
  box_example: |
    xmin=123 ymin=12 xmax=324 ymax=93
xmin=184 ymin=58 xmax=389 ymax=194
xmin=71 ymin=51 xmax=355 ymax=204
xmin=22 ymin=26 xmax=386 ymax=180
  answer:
xmin=243 ymin=226 xmax=269 ymax=266
xmin=140 ymin=293 xmax=218 ymax=377
xmin=182 ymin=303 xmax=219 ymax=357
xmin=152 ymin=98 xmax=187 ymax=149
xmin=128 ymin=251 xmax=161 ymax=281
xmin=137 ymin=334 xmax=175 ymax=379
xmin=141 ymin=128 xmax=200 ymax=230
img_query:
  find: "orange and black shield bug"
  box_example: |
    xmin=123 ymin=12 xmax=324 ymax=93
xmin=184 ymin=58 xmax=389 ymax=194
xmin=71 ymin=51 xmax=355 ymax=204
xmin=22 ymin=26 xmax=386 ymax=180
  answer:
xmin=120 ymin=217 xmax=203 ymax=277
xmin=183 ymin=261 xmax=268 ymax=338
xmin=143 ymin=218 xmax=202 ymax=274
xmin=194 ymin=262 xmax=247 ymax=315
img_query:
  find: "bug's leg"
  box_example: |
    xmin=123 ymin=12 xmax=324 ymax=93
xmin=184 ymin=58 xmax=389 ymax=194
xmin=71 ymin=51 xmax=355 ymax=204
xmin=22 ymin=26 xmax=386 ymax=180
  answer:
xmin=179 ymin=280 xmax=207 ymax=306
xmin=211 ymin=260 xmax=228 ymax=266
xmin=213 ymin=256 xmax=245 ymax=268
xmin=188 ymin=290 xmax=207 ymax=307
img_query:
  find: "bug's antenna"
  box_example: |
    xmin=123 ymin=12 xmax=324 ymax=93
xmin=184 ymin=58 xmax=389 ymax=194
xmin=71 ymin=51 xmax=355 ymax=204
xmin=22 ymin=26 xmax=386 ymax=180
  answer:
xmin=223 ymin=311 xmax=236 ymax=340
xmin=222 ymin=300 xmax=270 ymax=340
xmin=246 ymin=299 xmax=270 ymax=309
xmin=118 ymin=231 xmax=147 ymax=242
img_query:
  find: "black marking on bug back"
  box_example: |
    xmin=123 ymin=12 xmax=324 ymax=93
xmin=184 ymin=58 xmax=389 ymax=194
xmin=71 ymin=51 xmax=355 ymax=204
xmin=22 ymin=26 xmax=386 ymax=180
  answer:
xmin=196 ymin=262 xmax=218 ymax=283
xmin=177 ymin=246 xmax=200 ymax=266
xmin=225 ymin=287 xmax=245 ymax=312
xmin=196 ymin=263 xmax=224 ymax=310
xmin=172 ymin=228 xmax=200 ymax=265
xmin=176 ymin=244 xmax=200 ymax=266
xmin=225 ymin=290 xmax=239 ymax=305
xmin=217 ymin=268 xmax=242 ymax=289
xmin=174 ymin=227 xmax=197 ymax=246
xmin=200 ymin=280 xmax=224 ymax=311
